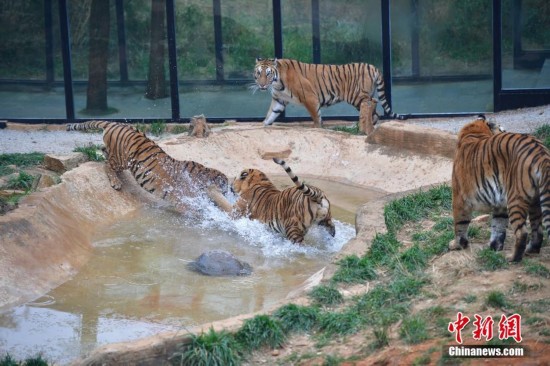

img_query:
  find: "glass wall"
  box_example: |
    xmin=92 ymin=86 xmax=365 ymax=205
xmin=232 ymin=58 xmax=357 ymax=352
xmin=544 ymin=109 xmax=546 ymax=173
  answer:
xmin=0 ymin=0 xmax=548 ymax=122
xmin=502 ymin=0 xmax=550 ymax=89
xmin=0 ymin=0 xmax=67 ymax=119
xmin=391 ymin=0 xmax=493 ymax=114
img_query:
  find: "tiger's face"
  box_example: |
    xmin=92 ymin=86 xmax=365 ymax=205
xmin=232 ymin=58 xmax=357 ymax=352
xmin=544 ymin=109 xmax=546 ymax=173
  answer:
xmin=254 ymin=58 xmax=278 ymax=90
xmin=232 ymin=168 xmax=271 ymax=195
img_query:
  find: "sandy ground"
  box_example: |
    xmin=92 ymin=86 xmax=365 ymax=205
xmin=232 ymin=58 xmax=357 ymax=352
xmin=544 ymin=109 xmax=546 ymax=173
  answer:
xmin=0 ymin=104 xmax=548 ymax=155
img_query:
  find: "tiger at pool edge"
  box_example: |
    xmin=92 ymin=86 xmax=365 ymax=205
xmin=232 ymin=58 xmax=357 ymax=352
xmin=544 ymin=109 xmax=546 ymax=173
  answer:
xmin=252 ymin=58 xmax=407 ymax=132
xmin=450 ymin=115 xmax=550 ymax=262
xmin=67 ymin=120 xmax=228 ymax=211
xmin=207 ymin=157 xmax=336 ymax=244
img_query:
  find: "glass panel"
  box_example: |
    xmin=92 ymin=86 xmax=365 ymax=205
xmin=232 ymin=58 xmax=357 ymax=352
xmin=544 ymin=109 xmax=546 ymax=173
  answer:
xmin=178 ymin=0 xmax=273 ymax=119
xmin=0 ymin=0 xmax=66 ymax=119
xmin=502 ymin=0 xmax=550 ymax=89
xmin=284 ymin=0 xmax=382 ymax=119
xmin=70 ymin=0 xmax=171 ymax=119
xmin=391 ymin=0 xmax=493 ymax=114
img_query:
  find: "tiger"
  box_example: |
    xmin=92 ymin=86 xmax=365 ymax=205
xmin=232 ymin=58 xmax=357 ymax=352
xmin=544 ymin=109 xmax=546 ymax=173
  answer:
xmin=188 ymin=114 xmax=211 ymax=138
xmin=67 ymin=121 xmax=228 ymax=210
xmin=207 ymin=157 xmax=336 ymax=244
xmin=450 ymin=115 xmax=550 ymax=262
xmin=252 ymin=58 xmax=406 ymax=132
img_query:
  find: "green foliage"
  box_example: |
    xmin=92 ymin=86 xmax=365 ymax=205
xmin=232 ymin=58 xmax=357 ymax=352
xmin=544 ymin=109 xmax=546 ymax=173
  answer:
xmin=370 ymin=328 xmax=389 ymax=349
xmin=135 ymin=123 xmax=148 ymax=134
xmin=150 ymin=121 xmax=166 ymax=137
xmin=235 ymin=315 xmax=285 ymax=351
xmin=317 ymin=309 xmax=363 ymax=335
xmin=533 ymin=124 xmax=550 ymax=149
xmin=393 ymin=243 xmax=428 ymax=272
xmin=400 ymin=315 xmax=429 ymax=344
xmin=523 ymin=260 xmax=550 ymax=279
xmin=367 ymin=232 xmax=402 ymax=266
xmin=485 ymin=290 xmax=509 ymax=309
xmin=73 ymin=144 xmax=105 ymax=162
xmin=0 ymin=354 xmax=49 ymax=366
xmin=476 ymin=248 xmax=509 ymax=271
xmin=331 ymin=255 xmax=377 ymax=284
xmin=331 ymin=124 xmax=360 ymax=135
xmin=384 ymin=185 xmax=452 ymax=234
xmin=171 ymin=125 xmax=190 ymax=135
xmin=273 ymin=304 xmax=319 ymax=333
xmin=308 ymin=285 xmax=344 ymax=307
xmin=463 ymin=294 xmax=477 ymax=303
xmin=7 ymin=171 xmax=34 ymax=191
xmin=0 ymin=153 xmax=44 ymax=176
xmin=171 ymin=328 xmax=241 ymax=366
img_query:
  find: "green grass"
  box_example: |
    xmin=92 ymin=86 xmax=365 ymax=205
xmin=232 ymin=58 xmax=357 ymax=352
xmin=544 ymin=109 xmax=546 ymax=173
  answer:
xmin=370 ymin=328 xmax=389 ymax=350
xmin=235 ymin=315 xmax=285 ymax=351
xmin=0 ymin=153 xmax=44 ymax=176
xmin=523 ymin=260 xmax=550 ymax=279
xmin=73 ymin=144 xmax=105 ymax=162
xmin=308 ymin=285 xmax=344 ymax=307
xmin=0 ymin=354 xmax=49 ymax=366
xmin=273 ymin=304 xmax=319 ymax=333
xmin=463 ymin=294 xmax=477 ymax=303
xmin=331 ymin=124 xmax=360 ymax=135
xmin=150 ymin=120 xmax=167 ymax=136
xmin=476 ymin=248 xmax=509 ymax=271
xmin=533 ymin=124 xmax=550 ymax=149
xmin=331 ymin=255 xmax=377 ymax=284
xmin=400 ymin=315 xmax=429 ymax=344
xmin=171 ymin=125 xmax=189 ymax=134
xmin=485 ymin=290 xmax=509 ymax=309
xmin=170 ymin=328 xmax=241 ymax=366
xmin=6 ymin=171 xmax=34 ymax=191
xmin=317 ymin=309 xmax=363 ymax=336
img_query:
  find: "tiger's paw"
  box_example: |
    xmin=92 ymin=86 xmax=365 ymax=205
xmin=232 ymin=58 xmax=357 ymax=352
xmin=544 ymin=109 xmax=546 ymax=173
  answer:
xmin=449 ymin=238 xmax=468 ymax=250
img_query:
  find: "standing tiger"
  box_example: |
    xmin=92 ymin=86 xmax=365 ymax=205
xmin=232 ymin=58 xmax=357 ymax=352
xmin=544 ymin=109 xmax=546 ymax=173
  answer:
xmin=252 ymin=58 xmax=406 ymax=132
xmin=450 ymin=115 xmax=550 ymax=262
xmin=67 ymin=121 xmax=228 ymax=210
xmin=207 ymin=158 xmax=335 ymax=244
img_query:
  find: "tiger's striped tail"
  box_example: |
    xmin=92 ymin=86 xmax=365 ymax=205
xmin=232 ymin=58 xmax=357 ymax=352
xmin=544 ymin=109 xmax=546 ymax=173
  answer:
xmin=66 ymin=120 xmax=115 ymax=132
xmin=273 ymin=158 xmax=323 ymax=203
xmin=374 ymin=71 xmax=407 ymax=120
xmin=540 ymin=159 xmax=550 ymax=243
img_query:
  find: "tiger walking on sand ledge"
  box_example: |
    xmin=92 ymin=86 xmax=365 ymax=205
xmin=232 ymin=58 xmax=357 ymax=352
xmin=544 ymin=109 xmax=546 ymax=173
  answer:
xmin=252 ymin=58 xmax=407 ymax=133
xmin=67 ymin=121 xmax=228 ymax=211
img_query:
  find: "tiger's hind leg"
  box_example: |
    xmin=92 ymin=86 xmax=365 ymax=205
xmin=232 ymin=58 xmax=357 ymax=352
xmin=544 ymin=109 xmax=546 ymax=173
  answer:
xmin=450 ymin=195 xmax=473 ymax=250
xmin=526 ymin=197 xmax=544 ymax=254
xmin=358 ymin=97 xmax=377 ymax=135
xmin=104 ymin=150 xmax=124 ymax=190
xmin=508 ymin=198 xmax=530 ymax=263
xmin=489 ymin=208 xmax=508 ymax=251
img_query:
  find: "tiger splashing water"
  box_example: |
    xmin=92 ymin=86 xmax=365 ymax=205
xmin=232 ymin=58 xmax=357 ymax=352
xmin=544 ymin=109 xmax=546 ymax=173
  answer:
xmin=207 ymin=157 xmax=335 ymax=244
xmin=252 ymin=58 xmax=407 ymax=132
xmin=450 ymin=115 xmax=550 ymax=262
xmin=67 ymin=121 xmax=228 ymax=211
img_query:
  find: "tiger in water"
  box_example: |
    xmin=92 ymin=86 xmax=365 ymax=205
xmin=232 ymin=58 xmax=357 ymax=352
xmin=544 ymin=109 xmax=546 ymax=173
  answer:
xmin=67 ymin=121 xmax=228 ymax=210
xmin=252 ymin=58 xmax=407 ymax=132
xmin=450 ymin=115 xmax=550 ymax=262
xmin=208 ymin=157 xmax=335 ymax=244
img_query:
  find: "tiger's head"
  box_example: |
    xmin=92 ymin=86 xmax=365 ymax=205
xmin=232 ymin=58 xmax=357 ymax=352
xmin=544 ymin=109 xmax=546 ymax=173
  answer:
xmin=253 ymin=58 xmax=279 ymax=92
xmin=458 ymin=115 xmax=505 ymax=141
xmin=232 ymin=168 xmax=273 ymax=195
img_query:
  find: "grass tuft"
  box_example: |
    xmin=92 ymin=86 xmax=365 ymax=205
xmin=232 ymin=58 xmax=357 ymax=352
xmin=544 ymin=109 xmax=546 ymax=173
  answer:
xmin=399 ymin=315 xmax=429 ymax=344
xmin=485 ymin=290 xmax=509 ymax=309
xmin=150 ymin=120 xmax=167 ymax=136
xmin=317 ymin=309 xmax=363 ymax=335
xmin=523 ymin=260 xmax=550 ymax=279
xmin=73 ymin=144 xmax=105 ymax=161
xmin=370 ymin=328 xmax=390 ymax=349
xmin=273 ymin=304 xmax=319 ymax=333
xmin=170 ymin=328 xmax=241 ymax=366
xmin=476 ymin=248 xmax=509 ymax=271
xmin=0 ymin=354 xmax=49 ymax=366
xmin=533 ymin=124 xmax=550 ymax=149
xmin=235 ymin=315 xmax=285 ymax=351
xmin=331 ymin=255 xmax=377 ymax=284
xmin=331 ymin=124 xmax=360 ymax=134
xmin=308 ymin=285 xmax=344 ymax=307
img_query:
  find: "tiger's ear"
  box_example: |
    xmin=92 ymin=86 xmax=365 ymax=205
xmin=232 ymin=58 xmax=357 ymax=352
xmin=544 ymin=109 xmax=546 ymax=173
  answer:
xmin=273 ymin=58 xmax=279 ymax=66
xmin=256 ymin=57 xmax=263 ymax=62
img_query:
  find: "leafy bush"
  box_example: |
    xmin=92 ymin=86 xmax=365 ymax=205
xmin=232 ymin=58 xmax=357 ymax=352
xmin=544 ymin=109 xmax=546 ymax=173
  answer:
xmin=171 ymin=328 xmax=241 ymax=366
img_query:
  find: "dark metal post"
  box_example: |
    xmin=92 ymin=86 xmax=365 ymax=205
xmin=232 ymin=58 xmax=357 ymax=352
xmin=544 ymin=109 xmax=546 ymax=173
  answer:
xmin=115 ymin=0 xmax=129 ymax=83
xmin=273 ymin=0 xmax=283 ymax=58
xmin=213 ymin=0 xmax=224 ymax=81
xmin=165 ymin=0 xmax=180 ymax=120
xmin=410 ymin=0 xmax=419 ymax=78
xmin=44 ymin=0 xmax=54 ymax=85
xmin=512 ymin=0 xmax=522 ymax=69
xmin=493 ymin=0 xmax=502 ymax=111
xmin=58 ymin=0 xmax=75 ymax=121
xmin=311 ymin=0 xmax=321 ymax=63
xmin=381 ymin=0 xmax=393 ymax=113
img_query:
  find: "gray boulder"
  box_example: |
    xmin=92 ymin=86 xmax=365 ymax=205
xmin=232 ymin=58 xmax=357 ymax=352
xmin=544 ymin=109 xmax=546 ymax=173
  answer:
xmin=188 ymin=250 xmax=252 ymax=276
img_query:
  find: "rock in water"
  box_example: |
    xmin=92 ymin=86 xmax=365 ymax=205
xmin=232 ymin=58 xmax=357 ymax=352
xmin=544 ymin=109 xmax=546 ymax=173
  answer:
xmin=188 ymin=250 xmax=252 ymax=276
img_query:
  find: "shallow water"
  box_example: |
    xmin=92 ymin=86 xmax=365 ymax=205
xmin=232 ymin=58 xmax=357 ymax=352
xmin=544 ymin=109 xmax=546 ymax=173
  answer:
xmin=0 ymin=178 xmax=383 ymax=364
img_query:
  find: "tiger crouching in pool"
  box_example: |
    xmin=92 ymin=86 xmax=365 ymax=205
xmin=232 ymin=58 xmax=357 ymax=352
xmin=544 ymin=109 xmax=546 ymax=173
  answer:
xmin=208 ymin=158 xmax=335 ymax=244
